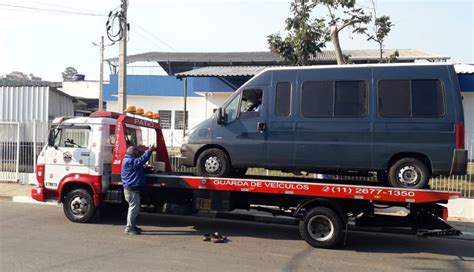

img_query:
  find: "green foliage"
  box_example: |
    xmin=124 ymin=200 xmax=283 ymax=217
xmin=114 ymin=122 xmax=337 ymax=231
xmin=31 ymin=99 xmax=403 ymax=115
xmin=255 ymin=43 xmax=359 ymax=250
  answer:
xmin=62 ymin=67 xmax=78 ymax=81
xmin=367 ymin=15 xmax=393 ymax=44
xmin=385 ymin=50 xmax=399 ymax=63
xmin=316 ymin=0 xmax=371 ymax=34
xmin=267 ymin=0 xmax=328 ymax=66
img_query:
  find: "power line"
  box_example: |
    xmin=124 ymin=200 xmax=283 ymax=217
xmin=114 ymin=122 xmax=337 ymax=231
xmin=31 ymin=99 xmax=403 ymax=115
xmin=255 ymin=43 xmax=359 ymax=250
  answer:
xmin=32 ymin=1 xmax=98 ymax=13
xmin=0 ymin=3 xmax=106 ymax=16
xmin=131 ymin=28 xmax=167 ymax=51
xmin=130 ymin=20 xmax=177 ymax=51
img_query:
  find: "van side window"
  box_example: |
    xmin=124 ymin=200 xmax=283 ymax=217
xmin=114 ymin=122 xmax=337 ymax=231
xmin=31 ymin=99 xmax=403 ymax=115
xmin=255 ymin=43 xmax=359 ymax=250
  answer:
xmin=240 ymin=89 xmax=263 ymax=119
xmin=302 ymin=80 xmax=367 ymax=118
xmin=275 ymin=82 xmax=291 ymax=117
xmin=335 ymin=81 xmax=367 ymax=117
xmin=378 ymin=79 xmax=444 ymax=118
xmin=412 ymin=80 xmax=444 ymax=117
xmin=302 ymin=81 xmax=333 ymax=117
xmin=224 ymin=93 xmax=241 ymax=123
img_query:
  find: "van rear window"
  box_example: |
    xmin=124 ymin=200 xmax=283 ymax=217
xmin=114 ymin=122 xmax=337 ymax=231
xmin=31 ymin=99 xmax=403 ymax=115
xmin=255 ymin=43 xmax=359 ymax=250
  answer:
xmin=378 ymin=79 xmax=444 ymax=118
xmin=301 ymin=80 xmax=367 ymax=118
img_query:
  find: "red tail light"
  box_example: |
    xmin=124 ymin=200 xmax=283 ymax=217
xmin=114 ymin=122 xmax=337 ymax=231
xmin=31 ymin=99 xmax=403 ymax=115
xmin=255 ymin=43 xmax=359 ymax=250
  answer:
xmin=36 ymin=164 xmax=45 ymax=187
xmin=455 ymin=123 xmax=465 ymax=149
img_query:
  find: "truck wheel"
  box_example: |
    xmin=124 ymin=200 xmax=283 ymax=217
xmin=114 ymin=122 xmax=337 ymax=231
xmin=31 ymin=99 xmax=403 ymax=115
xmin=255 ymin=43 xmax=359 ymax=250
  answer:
xmin=299 ymin=206 xmax=344 ymax=249
xmin=197 ymin=148 xmax=231 ymax=177
xmin=63 ymin=189 xmax=96 ymax=223
xmin=388 ymin=158 xmax=429 ymax=189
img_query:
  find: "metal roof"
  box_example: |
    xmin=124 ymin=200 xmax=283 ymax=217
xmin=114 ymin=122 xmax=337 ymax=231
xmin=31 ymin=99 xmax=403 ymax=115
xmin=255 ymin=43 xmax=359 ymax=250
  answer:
xmin=107 ymin=49 xmax=449 ymax=75
xmin=108 ymin=49 xmax=448 ymax=63
xmin=454 ymin=64 xmax=474 ymax=74
xmin=176 ymin=66 xmax=268 ymax=78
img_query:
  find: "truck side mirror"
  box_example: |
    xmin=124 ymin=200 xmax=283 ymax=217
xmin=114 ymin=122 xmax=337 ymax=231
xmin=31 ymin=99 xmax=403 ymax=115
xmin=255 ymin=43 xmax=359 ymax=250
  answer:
xmin=48 ymin=130 xmax=55 ymax=147
xmin=217 ymin=108 xmax=224 ymax=124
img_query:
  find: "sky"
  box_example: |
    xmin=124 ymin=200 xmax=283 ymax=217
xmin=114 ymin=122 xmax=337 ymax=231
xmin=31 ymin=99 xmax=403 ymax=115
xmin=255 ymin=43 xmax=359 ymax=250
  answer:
xmin=0 ymin=0 xmax=473 ymax=81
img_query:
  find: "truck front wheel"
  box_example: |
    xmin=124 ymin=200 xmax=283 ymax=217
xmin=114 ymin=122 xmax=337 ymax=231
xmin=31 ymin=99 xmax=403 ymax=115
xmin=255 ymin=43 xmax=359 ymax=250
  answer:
xmin=63 ymin=189 xmax=96 ymax=223
xmin=299 ymin=207 xmax=344 ymax=249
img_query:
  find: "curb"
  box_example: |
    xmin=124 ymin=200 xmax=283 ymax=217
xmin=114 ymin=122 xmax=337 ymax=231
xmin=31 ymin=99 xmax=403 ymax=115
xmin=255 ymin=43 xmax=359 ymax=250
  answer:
xmin=0 ymin=195 xmax=59 ymax=206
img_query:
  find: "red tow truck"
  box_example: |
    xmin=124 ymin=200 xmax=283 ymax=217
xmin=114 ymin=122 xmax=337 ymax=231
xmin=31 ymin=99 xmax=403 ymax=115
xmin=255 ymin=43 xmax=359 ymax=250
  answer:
xmin=31 ymin=110 xmax=462 ymax=248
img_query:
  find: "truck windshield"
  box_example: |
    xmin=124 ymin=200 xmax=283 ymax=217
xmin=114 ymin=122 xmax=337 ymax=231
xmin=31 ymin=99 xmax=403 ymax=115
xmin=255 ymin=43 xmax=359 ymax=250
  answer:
xmin=49 ymin=125 xmax=91 ymax=148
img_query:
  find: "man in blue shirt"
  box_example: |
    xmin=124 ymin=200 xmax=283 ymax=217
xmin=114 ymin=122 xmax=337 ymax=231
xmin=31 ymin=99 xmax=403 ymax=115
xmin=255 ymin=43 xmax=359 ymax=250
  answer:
xmin=121 ymin=145 xmax=154 ymax=235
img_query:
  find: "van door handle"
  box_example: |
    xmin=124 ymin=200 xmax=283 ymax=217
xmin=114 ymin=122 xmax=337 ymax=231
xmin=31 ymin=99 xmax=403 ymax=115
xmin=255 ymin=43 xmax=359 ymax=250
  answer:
xmin=257 ymin=122 xmax=266 ymax=131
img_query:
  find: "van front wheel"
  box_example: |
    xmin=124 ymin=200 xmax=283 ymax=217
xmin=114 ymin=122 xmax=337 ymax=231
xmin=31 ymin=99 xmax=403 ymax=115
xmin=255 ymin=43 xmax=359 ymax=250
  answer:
xmin=197 ymin=148 xmax=231 ymax=177
xmin=388 ymin=158 xmax=429 ymax=189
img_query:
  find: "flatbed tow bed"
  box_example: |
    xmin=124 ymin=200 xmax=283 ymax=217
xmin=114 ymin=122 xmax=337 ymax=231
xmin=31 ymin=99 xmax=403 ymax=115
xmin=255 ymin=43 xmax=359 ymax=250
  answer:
xmin=104 ymin=173 xmax=462 ymax=248
xmin=31 ymin=111 xmax=463 ymax=249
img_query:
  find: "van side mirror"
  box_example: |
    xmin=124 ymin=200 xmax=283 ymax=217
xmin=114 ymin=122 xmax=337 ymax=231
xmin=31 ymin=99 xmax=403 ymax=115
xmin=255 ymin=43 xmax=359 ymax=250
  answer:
xmin=217 ymin=108 xmax=224 ymax=124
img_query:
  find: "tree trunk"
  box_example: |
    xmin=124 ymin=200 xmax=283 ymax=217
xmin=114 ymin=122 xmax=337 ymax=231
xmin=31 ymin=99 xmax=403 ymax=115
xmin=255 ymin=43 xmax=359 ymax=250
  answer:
xmin=330 ymin=26 xmax=344 ymax=65
xmin=379 ymin=43 xmax=383 ymax=63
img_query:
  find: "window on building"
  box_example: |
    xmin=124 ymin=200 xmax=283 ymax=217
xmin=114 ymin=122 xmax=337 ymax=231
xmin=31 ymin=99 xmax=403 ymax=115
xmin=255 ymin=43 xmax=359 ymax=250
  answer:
xmin=378 ymin=79 xmax=444 ymax=118
xmin=174 ymin=110 xmax=188 ymax=130
xmin=158 ymin=110 xmax=172 ymax=129
xmin=275 ymin=82 xmax=291 ymax=117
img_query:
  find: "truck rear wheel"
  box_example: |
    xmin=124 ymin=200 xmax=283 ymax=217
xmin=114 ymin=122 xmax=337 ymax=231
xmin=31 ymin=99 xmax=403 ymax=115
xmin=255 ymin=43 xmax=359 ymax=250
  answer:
xmin=388 ymin=158 xmax=429 ymax=189
xmin=196 ymin=148 xmax=231 ymax=177
xmin=63 ymin=189 xmax=96 ymax=223
xmin=299 ymin=207 xmax=344 ymax=249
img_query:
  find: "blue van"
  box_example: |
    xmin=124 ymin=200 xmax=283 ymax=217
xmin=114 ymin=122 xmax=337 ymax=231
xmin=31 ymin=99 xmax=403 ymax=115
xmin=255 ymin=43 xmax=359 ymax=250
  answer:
xmin=179 ymin=64 xmax=468 ymax=188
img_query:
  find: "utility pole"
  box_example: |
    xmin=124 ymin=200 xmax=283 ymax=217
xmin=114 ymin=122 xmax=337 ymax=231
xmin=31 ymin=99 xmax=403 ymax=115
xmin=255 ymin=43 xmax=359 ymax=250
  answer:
xmin=93 ymin=36 xmax=114 ymax=111
xmin=117 ymin=0 xmax=128 ymax=112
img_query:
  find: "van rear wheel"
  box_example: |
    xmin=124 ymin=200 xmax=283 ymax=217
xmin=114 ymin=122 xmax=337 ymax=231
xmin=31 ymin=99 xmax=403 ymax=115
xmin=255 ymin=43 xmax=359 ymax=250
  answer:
xmin=388 ymin=158 xmax=429 ymax=189
xmin=196 ymin=148 xmax=231 ymax=177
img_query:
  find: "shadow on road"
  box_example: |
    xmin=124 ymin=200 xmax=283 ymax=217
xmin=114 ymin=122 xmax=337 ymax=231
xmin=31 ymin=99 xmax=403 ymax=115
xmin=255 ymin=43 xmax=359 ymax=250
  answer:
xmin=95 ymin=209 xmax=474 ymax=260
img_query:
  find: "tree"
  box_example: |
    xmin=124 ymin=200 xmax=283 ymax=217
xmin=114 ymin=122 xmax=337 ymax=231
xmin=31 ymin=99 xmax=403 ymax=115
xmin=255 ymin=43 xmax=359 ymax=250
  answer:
xmin=62 ymin=67 xmax=78 ymax=81
xmin=316 ymin=0 xmax=371 ymax=64
xmin=365 ymin=1 xmax=394 ymax=62
xmin=267 ymin=0 xmax=328 ymax=66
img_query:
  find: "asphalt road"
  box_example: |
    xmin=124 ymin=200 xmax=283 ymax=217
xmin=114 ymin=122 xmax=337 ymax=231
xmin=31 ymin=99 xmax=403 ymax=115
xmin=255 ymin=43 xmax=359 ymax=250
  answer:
xmin=1 ymin=200 xmax=473 ymax=272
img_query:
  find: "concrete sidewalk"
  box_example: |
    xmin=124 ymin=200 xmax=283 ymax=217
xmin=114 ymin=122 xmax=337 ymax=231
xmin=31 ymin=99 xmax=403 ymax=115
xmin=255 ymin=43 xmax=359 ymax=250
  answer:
xmin=0 ymin=182 xmax=33 ymax=199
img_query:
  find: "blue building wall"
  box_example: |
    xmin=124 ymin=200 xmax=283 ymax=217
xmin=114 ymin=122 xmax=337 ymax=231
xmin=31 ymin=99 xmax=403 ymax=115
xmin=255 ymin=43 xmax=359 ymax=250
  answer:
xmin=104 ymin=75 xmax=249 ymax=101
xmin=458 ymin=75 xmax=474 ymax=92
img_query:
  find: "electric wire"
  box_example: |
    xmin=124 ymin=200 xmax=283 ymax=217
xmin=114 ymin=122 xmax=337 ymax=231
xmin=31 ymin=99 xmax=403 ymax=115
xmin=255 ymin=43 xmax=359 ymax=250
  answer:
xmin=0 ymin=3 xmax=106 ymax=16
xmin=129 ymin=20 xmax=177 ymax=51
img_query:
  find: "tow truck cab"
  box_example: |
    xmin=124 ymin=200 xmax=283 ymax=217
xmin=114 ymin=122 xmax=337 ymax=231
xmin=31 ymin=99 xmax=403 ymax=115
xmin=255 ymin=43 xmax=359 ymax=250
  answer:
xmin=32 ymin=110 xmax=171 ymax=210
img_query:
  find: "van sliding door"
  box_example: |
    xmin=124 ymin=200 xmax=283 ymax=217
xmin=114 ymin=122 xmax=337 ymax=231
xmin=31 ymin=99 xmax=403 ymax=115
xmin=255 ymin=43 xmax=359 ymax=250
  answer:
xmin=294 ymin=68 xmax=373 ymax=171
xmin=266 ymin=70 xmax=297 ymax=169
